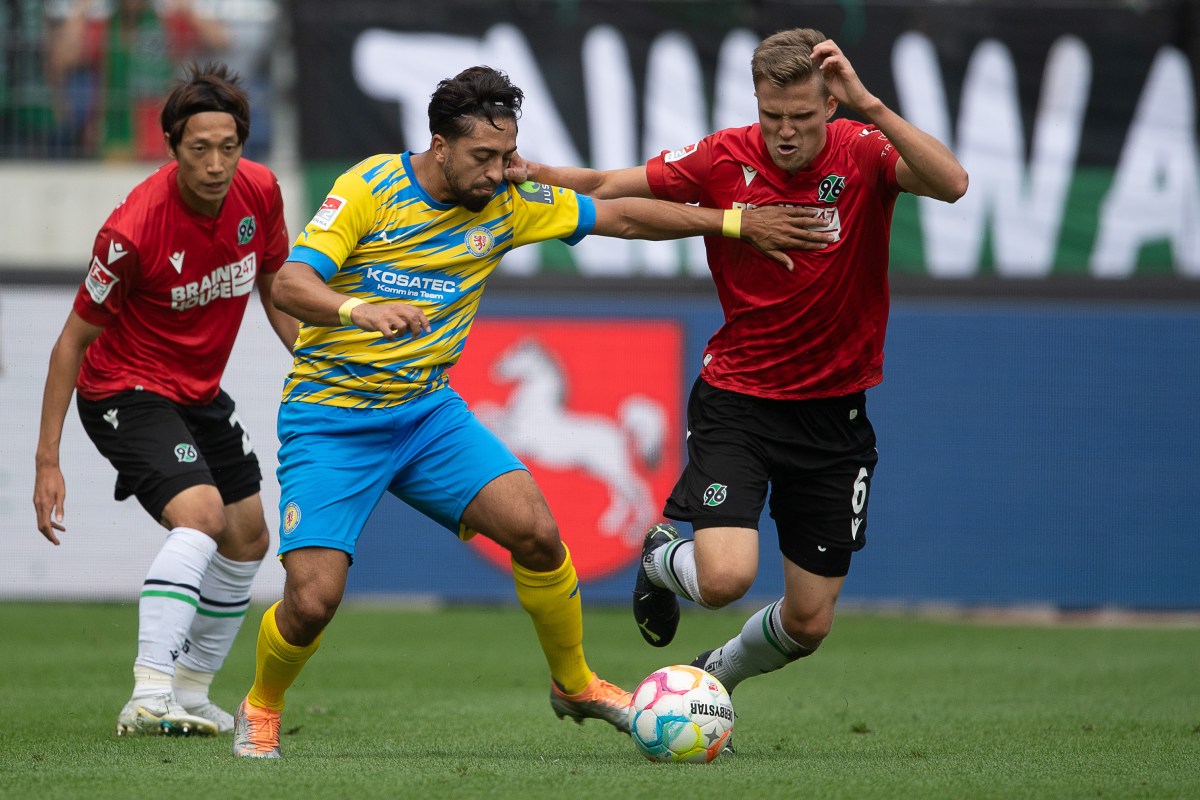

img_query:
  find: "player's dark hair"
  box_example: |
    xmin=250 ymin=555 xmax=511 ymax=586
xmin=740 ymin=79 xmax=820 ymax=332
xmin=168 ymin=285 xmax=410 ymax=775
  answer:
xmin=751 ymin=28 xmax=828 ymax=89
xmin=427 ymin=66 xmax=523 ymax=140
xmin=161 ymin=62 xmax=250 ymax=150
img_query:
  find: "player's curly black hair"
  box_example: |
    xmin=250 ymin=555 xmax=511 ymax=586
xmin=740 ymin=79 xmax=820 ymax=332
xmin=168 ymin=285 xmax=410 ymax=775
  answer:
xmin=427 ymin=66 xmax=524 ymax=140
xmin=160 ymin=62 xmax=250 ymax=150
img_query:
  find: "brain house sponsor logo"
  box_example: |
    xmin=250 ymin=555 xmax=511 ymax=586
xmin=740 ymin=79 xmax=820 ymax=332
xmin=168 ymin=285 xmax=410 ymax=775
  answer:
xmin=170 ymin=253 xmax=257 ymax=310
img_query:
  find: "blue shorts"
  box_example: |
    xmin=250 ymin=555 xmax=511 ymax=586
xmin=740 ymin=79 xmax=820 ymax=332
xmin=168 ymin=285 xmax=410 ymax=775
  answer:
xmin=275 ymin=387 xmax=526 ymax=558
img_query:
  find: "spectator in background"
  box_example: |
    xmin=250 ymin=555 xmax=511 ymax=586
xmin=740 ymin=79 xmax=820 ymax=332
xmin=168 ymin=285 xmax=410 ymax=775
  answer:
xmin=1 ymin=0 xmax=63 ymax=157
xmin=191 ymin=0 xmax=278 ymax=161
xmin=44 ymin=0 xmax=228 ymax=159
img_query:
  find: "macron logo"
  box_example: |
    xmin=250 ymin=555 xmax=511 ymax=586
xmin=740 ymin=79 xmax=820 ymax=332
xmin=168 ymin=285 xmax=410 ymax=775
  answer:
xmin=741 ymin=164 xmax=757 ymax=186
xmin=107 ymin=241 xmax=128 ymax=265
xmin=851 ymin=517 xmax=863 ymax=540
xmin=169 ymin=251 xmax=185 ymax=273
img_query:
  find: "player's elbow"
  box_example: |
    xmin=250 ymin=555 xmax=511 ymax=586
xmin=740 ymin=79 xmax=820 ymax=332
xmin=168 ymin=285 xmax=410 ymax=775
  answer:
xmin=939 ymin=168 xmax=969 ymax=203
xmin=589 ymin=177 xmax=625 ymax=200
xmin=271 ymin=284 xmax=293 ymax=314
xmin=271 ymin=263 xmax=305 ymax=314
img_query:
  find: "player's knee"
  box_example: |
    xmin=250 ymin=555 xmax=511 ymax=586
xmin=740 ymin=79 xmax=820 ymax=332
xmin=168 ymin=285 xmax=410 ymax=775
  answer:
xmin=286 ymin=590 xmax=339 ymax=639
xmin=247 ymin=525 xmax=270 ymax=560
xmin=698 ymin=572 xmax=753 ymax=608
xmin=184 ymin=508 xmax=228 ymax=540
xmin=161 ymin=504 xmax=227 ymax=540
xmin=507 ymin=514 xmax=563 ymax=572
xmin=781 ymin=607 xmax=834 ymax=648
xmin=220 ymin=520 xmax=269 ymax=561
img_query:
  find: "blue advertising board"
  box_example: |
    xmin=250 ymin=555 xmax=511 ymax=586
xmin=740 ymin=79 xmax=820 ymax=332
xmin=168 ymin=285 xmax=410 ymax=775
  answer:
xmin=346 ymin=294 xmax=1200 ymax=610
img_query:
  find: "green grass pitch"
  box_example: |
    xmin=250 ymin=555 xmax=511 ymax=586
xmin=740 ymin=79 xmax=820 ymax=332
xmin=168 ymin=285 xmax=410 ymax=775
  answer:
xmin=1 ymin=602 xmax=1196 ymax=799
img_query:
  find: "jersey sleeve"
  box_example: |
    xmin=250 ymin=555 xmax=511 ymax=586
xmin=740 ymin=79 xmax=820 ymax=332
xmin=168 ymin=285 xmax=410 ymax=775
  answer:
xmin=508 ymin=181 xmax=596 ymax=248
xmin=287 ymin=171 xmax=376 ymax=281
xmin=645 ymin=136 xmax=714 ymax=204
xmin=848 ymin=125 xmax=903 ymax=196
xmin=72 ymin=228 xmax=140 ymax=327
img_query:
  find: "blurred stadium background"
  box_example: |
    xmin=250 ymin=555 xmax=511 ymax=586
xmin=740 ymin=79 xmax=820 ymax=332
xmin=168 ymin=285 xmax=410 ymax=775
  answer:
xmin=2 ymin=0 xmax=1198 ymax=613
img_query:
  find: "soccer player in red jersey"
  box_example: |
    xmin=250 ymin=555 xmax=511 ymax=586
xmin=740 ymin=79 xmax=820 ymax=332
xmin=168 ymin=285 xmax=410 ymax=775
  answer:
xmin=507 ymin=28 xmax=968 ymax=717
xmin=33 ymin=63 xmax=297 ymax=737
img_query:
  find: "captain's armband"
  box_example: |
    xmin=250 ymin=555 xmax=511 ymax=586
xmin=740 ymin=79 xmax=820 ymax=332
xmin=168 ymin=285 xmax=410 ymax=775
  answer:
xmin=721 ymin=208 xmax=743 ymax=239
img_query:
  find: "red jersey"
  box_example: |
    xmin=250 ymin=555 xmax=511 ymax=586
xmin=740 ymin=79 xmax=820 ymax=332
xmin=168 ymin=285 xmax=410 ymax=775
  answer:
xmin=647 ymin=119 xmax=902 ymax=400
xmin=73 ymin=159 xmax=288 ymax=405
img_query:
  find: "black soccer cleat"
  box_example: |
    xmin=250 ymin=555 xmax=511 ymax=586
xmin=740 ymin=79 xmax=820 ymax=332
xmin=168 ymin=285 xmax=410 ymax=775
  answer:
xmin=632 ymin=522 xmax=682 ymax=647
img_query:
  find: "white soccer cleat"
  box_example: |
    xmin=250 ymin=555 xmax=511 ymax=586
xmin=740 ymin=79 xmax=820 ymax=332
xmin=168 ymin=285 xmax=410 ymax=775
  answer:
xmin=179 ymin=699 xmax=235 ymax=734
xmin=116 ymin=694 xmax=219 ymax=737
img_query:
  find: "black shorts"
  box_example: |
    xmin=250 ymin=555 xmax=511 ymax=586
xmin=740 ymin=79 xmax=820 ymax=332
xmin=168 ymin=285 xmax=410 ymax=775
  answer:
xmin=663 ymin=378 xmax=878 ymax=578
xmin=77 ymin=389 xmax=262 ymax=522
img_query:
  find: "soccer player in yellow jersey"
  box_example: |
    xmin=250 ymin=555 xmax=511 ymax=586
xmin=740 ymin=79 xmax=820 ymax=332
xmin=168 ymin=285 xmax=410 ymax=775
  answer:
xmin=232 ymin=65 xmax=832 ymax=758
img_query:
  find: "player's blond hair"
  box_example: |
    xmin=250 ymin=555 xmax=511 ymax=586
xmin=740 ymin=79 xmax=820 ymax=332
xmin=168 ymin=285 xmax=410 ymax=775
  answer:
xmin=751 ymin=28 xmax=828 ymax=89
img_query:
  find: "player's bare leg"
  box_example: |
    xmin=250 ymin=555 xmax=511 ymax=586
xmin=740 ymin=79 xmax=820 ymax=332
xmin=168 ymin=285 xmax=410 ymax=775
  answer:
xmin=693 ymin=558 xmax=843 ymax=693
xmin=234 ymin=547 xmax=346 ymax=758
xmin=465 ymin=470 xmax=632 ymax=733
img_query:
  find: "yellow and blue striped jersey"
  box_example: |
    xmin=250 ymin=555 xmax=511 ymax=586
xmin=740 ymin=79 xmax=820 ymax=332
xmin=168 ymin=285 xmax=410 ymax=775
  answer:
xmin=282 ymin=151 xmax=596 ymax=408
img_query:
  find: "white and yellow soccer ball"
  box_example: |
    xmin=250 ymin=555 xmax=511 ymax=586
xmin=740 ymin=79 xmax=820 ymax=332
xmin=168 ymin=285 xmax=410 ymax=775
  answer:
xmin=628 ymin=664 xmax=734 ymax=763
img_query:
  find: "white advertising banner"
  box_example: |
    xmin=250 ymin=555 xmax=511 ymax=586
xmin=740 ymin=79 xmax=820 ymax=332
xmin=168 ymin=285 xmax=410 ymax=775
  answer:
xmin=0 ymin=287 xmax=290 ymax=601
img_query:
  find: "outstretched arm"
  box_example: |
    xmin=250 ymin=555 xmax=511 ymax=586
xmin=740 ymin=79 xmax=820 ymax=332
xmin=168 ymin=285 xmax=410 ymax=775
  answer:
xmin=509 ymin=154 xmax=838 ymax=268
xmin=814 ymin=39 xmax=968 ymax=202
xmin=505 ymin=156 xmax=655 ymax=200
xmin=591 ymin=197 xmax=835 ymax=270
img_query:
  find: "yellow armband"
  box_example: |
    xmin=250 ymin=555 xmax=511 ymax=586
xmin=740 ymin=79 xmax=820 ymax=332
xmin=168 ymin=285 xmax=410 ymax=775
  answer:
xmin=338 ymin=297 xmax=365 ymax=327
xmin=721 ymin=208 xmax=743 ymax=239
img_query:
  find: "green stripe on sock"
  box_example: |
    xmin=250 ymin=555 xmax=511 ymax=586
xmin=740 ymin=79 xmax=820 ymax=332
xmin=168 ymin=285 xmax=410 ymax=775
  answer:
xmin=760 ymin=601 xmax=792 ymax=659
xmin=195 ymin=607 xmax=248 ymax=618
xmin=658 ymin=539 xmax=687 ymax=594
xmin=139 ymin=590 xmax=199 ymax=607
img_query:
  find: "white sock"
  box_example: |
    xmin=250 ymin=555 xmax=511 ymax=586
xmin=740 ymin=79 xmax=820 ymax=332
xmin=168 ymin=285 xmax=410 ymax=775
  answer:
xmin=177 ymin=553 xmax=261 ymax=677
xmin=131 ymin=665 xmax=174 ymax=702
xmin=134 ymin=527 xmax=216 ymax=676
xmin=646 ymin=538 xmax=715 ymax=609
xmin=699 ymin=600 xmax=815 ymax=693
xmin=172 ymin=663 xmax=216 ymax=708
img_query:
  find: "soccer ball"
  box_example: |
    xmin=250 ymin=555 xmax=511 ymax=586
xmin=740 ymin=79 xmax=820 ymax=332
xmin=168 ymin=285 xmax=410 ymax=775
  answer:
xmin=628 ymin=664 xmax=734 ymax=763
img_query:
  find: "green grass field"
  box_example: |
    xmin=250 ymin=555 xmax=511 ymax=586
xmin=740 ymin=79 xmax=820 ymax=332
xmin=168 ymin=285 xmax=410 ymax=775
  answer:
xmin=1 ymin=602 xmax=1197 ymax=800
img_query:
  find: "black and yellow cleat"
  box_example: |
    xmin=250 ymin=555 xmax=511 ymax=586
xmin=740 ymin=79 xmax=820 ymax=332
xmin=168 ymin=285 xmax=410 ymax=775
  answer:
xmin=632 ymin=522 xmax=683 ymax=647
